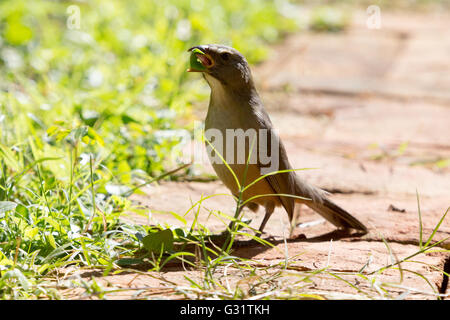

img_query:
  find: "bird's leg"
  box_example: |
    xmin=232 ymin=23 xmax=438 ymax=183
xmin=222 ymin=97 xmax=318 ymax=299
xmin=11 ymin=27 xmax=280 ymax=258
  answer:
xmin=257 ymin=202 xmax=275 ymax=236
xmin=227 ymin=203 xmax=244 ymax=233
xmin=290 ymin=204 xmax=302 ymax=238
xmin=212 ymin=202 xmax=246 ymax=251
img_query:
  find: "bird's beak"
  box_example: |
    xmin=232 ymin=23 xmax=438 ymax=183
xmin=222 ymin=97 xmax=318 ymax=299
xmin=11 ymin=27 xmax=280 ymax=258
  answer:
xmin=187 ymin=46 xmax=214 ymax=72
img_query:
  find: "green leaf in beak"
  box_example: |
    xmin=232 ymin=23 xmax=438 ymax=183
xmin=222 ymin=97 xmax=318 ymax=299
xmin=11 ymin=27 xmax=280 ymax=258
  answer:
xmin=189 ymin=48 xmax=207 ymax=72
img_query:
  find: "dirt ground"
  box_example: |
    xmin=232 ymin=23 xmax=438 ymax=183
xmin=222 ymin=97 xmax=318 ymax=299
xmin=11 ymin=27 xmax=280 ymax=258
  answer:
xmin=63 ymin=10 xmax=450 ymax=299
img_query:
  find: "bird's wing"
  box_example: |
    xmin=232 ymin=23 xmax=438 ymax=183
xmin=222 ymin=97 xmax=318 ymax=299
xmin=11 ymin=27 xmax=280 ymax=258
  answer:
xmin=253 ymin=106 xmax=298 ymax=219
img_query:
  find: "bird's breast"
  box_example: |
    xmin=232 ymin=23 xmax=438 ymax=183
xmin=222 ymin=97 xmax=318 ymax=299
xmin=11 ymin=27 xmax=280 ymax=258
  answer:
xmin=204 ymin=99 xmax=276 ymax=200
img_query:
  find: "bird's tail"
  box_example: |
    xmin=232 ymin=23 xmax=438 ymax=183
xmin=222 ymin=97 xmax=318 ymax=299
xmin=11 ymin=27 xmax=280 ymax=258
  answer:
xmin=305 ymin=197 xmax=368 ymax=233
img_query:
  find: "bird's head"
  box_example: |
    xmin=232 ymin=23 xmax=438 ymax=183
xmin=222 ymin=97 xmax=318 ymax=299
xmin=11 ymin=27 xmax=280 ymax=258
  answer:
xmin=187 ymin=44 xmax=254 ymax=91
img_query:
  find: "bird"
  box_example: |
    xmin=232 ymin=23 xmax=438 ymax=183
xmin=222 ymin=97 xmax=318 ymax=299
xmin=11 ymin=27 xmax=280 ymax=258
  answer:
xmin=187 ymin=44 xmax=367 ymax=236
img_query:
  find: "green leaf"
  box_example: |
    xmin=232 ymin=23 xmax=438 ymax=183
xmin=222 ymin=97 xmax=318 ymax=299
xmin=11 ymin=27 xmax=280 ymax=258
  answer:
xmin=47 ymin=233 xmax=57 ymax=249
xmin=142 ymin=229 xmax=174 ymax=254
xmin=46 ymin=125 xmax=59 ymax=136
xmin=38 ymin=264 xmax=50 ymax=274
xmin=0 ymin=144 xmax=20 ymax=172
xmin=24 ymin=227 xmax=39 ymax=241
xmin=168 ymin=211 xmax=187 ymax=225
xmin=173 ymin=228 xmax=186 ymax=238
xmin=116 ymin=258 xmax=144 ymax=266
xmin=121 ymin=114 xmax=139 ymax=124
xmin=87 ymin=127 xmax=104 ymax=146
xmin=0 ymin=201 xmax=17 ymax=213
xmin=15 ymin=204 xmax=28 ymax=216
xmin=189 ymin=48 xmax=207 ymax=71
xmin=45 ymin=216 xmax=66 ymax=234
xmin=5 ymin=15 xmax=33 ymax=45
xmin=0 ymin=251 xmax=14 ymax=267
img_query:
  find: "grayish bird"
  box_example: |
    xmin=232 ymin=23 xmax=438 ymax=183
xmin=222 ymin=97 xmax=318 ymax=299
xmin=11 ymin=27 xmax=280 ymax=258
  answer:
xmin=187 ymin=44 xmax=367 ymax=235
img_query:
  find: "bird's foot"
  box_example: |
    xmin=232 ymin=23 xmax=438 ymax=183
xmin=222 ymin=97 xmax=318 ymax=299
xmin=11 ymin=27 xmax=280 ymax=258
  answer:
xmin=254 ymin=231 xmax=277 ymax=242
xmin=289 ymin=233 xmax=307 ymax=241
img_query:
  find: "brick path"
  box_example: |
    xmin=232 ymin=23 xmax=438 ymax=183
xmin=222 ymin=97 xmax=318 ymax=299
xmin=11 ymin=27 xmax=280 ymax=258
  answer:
xmin=70 ymin=11 xmax=450 ymax=299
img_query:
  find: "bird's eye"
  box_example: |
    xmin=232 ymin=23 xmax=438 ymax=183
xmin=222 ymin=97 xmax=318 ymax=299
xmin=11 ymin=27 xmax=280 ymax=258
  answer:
xmin=220 ymin=52 xmax=230 ymax=61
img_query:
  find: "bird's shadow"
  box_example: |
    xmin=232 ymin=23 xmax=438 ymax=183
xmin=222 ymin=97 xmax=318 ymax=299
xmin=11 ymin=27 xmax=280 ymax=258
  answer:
xmin=113 ymin=229 xmax=367 ymax=272
xmin=224 ymin=229 xmax=367 ymax=259
xmin=164 ymin=229 xmax=367 ymax=266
